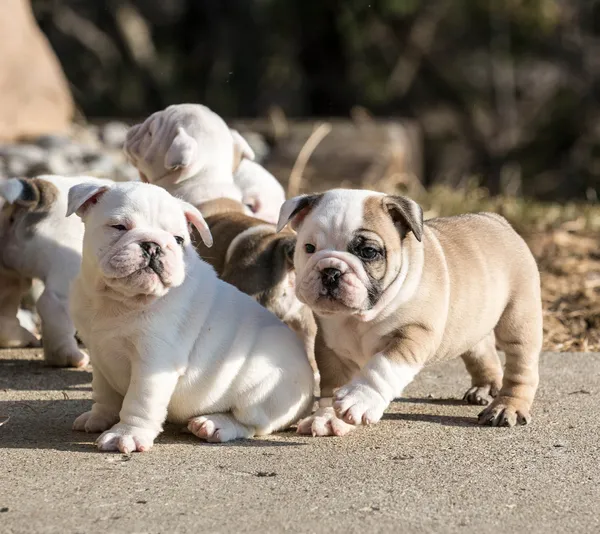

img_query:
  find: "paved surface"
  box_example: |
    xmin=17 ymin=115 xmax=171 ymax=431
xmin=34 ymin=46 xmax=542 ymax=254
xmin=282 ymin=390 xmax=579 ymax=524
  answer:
xmin=1 ymin=349 xmax=599 ymax=534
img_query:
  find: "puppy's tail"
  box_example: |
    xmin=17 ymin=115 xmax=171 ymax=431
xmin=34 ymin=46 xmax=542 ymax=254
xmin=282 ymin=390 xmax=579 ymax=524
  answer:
xmin=0 ymin=177 xmax=59 ymax=212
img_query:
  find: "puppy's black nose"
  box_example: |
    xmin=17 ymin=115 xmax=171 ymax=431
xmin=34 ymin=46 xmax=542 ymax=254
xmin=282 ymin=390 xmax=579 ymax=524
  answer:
xmin=140 ymin=241 xmax=162 ymax=257
xmin=321 ymin=267 xmax=342 ymax=289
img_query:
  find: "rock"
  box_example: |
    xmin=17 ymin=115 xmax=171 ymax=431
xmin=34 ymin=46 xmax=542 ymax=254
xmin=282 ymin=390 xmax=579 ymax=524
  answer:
xmin=82 ymin=153 xmax=116 ymax=177
xmin=33 ymin=134 xmax=72 ymax=150
xmin=0 ymin=0 xmax=74 ymax=141
xmin=100 ymin=122 xmax=130 ymax=149
xmin=0 ymin=144 xmax=47 ymax=176
xmin=114 ymin=163 xmax=141 ymax=182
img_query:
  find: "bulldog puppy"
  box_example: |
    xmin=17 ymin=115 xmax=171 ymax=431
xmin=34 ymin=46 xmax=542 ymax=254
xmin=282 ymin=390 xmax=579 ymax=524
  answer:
xmin=124 ymin=104 xmax=285 ymax=222
xmin=277 ymin=189 xmax=543 ymax=436
xmin=229 ymin=138 xmax=286 ymax=224
xmin=69 ymin=181 xmax=313 ymax=452
xmin=0 ymin=175 xmax=110 ymax=366
xmin=195 ymin=198 xmax=317 ymax=372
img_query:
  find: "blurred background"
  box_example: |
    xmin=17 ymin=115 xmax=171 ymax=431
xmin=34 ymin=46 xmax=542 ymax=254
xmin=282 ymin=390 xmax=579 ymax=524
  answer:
xmin=27 ymin=0 xmax=600 ymax=201
xmin=0 ymin=0 xmax=598 ymax=349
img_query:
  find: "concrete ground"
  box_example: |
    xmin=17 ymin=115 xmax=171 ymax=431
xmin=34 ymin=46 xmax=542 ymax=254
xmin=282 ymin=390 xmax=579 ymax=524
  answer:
xmin=0 ymin=349 xmax=599 ymax=534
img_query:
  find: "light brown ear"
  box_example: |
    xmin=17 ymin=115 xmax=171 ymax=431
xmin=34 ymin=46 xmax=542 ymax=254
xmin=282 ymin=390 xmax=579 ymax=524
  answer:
xmin=276 ymin=193 xmax=323 ymax=233
xmin=384 ymin=195 xmax=423 ymax=242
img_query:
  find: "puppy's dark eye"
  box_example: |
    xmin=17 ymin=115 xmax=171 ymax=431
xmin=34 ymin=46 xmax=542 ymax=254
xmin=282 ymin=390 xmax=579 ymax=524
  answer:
xmin=359 ymin=246 xmax=380 ymax=260
xmin=111 ymin=224 xmax=127 ymax=231
xmin=175 ymin=236 xmax=185 ymax=247
xmin=304 ymin=243 xmax=316 ymax=254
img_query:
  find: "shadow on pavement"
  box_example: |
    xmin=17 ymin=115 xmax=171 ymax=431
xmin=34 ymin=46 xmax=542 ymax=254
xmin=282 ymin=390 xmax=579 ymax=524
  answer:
xmin=0 ymin=358 xmax=92 ymax=391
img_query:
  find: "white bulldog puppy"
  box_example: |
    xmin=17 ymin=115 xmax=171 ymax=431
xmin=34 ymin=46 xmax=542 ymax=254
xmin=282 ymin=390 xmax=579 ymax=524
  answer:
xmin=123 ymin=104 xmax=285 ymax=222
xmin=232 ymin=156 xmax=286 ymax=224
xmin=69 ymin=181 xmax=313 ymax=452
xmin=0 ymin=175 xmax=110 ymax=366
xmin=277 ymin=189 xmax=543 ymax=436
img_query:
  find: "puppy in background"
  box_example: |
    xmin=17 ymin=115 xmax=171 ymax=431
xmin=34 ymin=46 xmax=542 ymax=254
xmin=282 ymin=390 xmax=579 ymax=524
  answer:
xmin=69 ymin=181 xmax=313 ymax=452
xmin=124 ymin=104 xmax=285 ymax=223
xmin=0 ymin=175 xmax=110 ymax=367
xmin=278 ymin=189 xmax=543 ymax=436
xmin=196 ymin=198 xmax=317 ymax=373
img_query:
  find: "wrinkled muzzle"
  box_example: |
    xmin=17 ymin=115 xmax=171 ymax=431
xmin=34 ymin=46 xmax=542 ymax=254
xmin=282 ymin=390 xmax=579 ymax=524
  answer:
xmin=98 ymin=228 xmax=185 ymax=298
xmin=296 ymin=251 xmax=370 ymax=314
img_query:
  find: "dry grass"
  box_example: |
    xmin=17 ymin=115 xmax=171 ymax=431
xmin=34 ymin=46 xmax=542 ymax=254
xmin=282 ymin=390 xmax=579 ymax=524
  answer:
xmin=412 ymin=184 xmax=600 ymax=352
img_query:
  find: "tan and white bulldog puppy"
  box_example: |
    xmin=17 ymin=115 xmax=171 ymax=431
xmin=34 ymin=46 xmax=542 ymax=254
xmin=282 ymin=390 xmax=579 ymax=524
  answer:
xmin=277 ymin=189 xmax=543 ymax=436
xmin=195 ymin=198 xmax=317 ymax=372
xmin=0 ymin=175 xmax=110 ymax=366
xmin=123 ymin=104 xmax=285 ymax=223
xmin=69 ymin=181 xmax=313 ymax=452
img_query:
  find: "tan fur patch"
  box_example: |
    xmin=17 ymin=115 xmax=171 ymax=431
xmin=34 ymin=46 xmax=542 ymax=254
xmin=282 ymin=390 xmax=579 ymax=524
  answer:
xmin=198 ymin=198 xmax=247 ymax=219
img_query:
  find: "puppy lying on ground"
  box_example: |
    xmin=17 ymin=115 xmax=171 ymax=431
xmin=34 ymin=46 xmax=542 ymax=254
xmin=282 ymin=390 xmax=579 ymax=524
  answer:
xmin=277 ymin=189 xmax=543 ymax=436
xmin=69 ymin=181 xmax=313 ymax=452
xmin=0 ymin=175 xmax=109 ymax=366
xmin=195 ymin=198 xmax=317 ymax=372
xmin=124 ymin=104 xmax=285 ymax=223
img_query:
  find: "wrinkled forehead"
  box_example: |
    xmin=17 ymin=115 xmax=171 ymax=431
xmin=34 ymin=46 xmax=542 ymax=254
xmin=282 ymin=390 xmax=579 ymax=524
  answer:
xmin=303 ymin=190 xmax=386 ymax=247
xmin=97 ymin=186 xmax=186 ymax=230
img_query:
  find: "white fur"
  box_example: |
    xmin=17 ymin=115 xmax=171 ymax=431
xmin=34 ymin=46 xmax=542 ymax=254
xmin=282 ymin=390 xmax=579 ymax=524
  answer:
xmin=233 ymin=159 xmax=285 ymax=224
xmin=0 ymin=175 xmax=111 ymax=365
xmin=0 ymin=178 xmax=25 ymax=204
xmin=70 ymin=181 xmax=314 ymax=452
xmin=333 ymin=355 xmax=420 ymax=425
xmin=124 ymin=104 xmax=286 ymax=218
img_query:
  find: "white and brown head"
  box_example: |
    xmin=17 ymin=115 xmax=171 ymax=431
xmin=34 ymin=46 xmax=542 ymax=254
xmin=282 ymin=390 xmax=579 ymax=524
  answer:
xmin=67 ymin=181 xmax=212 ymax=301
xmin=277 ymin=189 xmax=423 ymax=320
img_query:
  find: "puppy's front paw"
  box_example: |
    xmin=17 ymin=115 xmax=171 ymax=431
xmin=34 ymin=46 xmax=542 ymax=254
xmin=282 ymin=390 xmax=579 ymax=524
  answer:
xmin=73 ymin=410 xmax=118 ymax=433
xmin=188 ymin=414 xmax=254 ymax=443
xmin=96 ymin=423 xmax=156 ymax=453
xmin=296 ymin=407 xmax=355 ymax=437
xmin=463 ymin=382 xmax=500 ymax=406
xmin=45 ymin=347 xmax=89 ymax=368
xmin=478 ymin=396 xmax=531 ymax=427
xmin=333 ymin=381 xmax=387 ymax=426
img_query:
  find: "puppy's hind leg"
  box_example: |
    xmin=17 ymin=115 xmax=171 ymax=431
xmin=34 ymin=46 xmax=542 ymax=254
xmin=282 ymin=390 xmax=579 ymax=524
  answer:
xmin=479 ymin=284 xmax=543 ymax=427
xmin=36 ymin=287 xmax=88 ymax=368
xmin=188 ymin=414 xmax=255 ymax=443
xmin=461 ymin=332 xmax=503 ymax=406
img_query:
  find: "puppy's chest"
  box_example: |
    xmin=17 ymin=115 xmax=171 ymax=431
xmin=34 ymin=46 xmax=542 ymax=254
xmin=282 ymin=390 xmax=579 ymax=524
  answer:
xmin=321 ymin=320 xmax=381 ymax=367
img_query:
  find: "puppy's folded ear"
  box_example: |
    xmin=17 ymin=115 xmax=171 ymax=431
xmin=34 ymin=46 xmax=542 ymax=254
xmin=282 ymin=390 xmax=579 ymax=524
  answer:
xmin=276 ymin=193 xmax=323 ymax=233
xmin=179 ymin=200 xmax=213 ymax=248
xmin=384 ymin=195 xmax=423 ymax=242
xmin=231 ymin=130 xmax=255 ymax=161
xmin=67 ymin=183 xmax=111 ymax=218
xmin=164 ymin=127 xmax=198 ymax=175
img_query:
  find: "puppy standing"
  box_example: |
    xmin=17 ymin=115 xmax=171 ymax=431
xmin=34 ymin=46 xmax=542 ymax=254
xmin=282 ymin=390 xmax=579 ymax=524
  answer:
xmin=196 ymin=198 xmax=317 ymax=372
xmin=277 ymin=189 xmax=543 ymax=436
xmin=0 ymin=175 xmax=110 ymax=366
xmin=124 ymin=104 xmax=285 ymax=223
xmin=69 ymin=182 xmax=313 ymax=452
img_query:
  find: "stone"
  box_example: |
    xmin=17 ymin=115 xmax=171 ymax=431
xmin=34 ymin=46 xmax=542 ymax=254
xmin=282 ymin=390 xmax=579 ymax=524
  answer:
xmin=100 ymin=122 xmax=130 ymax=149
xmin=33 ymin=134 xmax=71 ymax=150
xmin=0 ymin=0 xmax=74 ymax=141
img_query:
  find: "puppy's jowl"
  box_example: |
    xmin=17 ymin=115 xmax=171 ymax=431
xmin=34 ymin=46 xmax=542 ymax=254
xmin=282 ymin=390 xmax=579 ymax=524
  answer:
xmin=278 ymin=189 xmax=543 ymax=436
xmin=69 ymin=181 xmax=313 ymax=453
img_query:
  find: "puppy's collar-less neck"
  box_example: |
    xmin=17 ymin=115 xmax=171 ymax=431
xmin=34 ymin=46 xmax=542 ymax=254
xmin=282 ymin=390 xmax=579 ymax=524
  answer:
xmin=356 ymin=236 xmax=423 ymax=323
